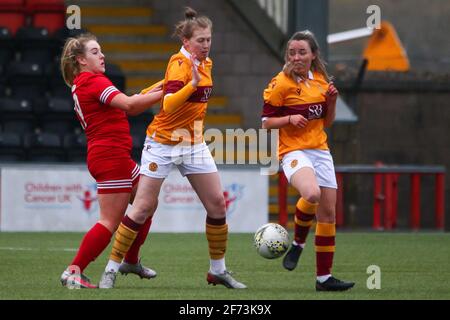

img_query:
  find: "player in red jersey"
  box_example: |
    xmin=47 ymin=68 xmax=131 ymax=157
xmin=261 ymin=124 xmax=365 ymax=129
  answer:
xmin=59 ymin=33 xmax=163 ymax=288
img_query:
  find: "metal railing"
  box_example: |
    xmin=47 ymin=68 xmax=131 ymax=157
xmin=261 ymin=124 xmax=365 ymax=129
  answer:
xmin=277 ymin=164 xmax=446 ymax=230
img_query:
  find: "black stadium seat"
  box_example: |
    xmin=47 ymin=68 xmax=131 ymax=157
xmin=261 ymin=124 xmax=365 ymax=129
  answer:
xmin=47 ymin=96 xmax=73 ymax=114
xmin=24 ymin=131 xmax=65 ymax=162
xmin=46 ymin=61 xmax=71 ymax=99
xmin=2 ymin=119 xmax=35 ymax=134
xmin=105 ymin=63 xmax=126 ymax=92
xmin=0 ymin=81 xmax=6 ymax=97
xmin=15 ymin=26 xmax=55 ymax=65
xmin=54 ymin=27 xmax=88 ymax=47
xmin=0 ymin=27 xmax=15 ymax=75
xmin=63 ymin=132 xmax=87 ymax=162
xmin=0 ymin=131 xmax=25 ymax=161
xmin=0 ymin=47 xmax=14 ymax=76
xmin=7 ymin=61 xmax=47 ymax=99
xmin=0 ymin=96 xmax=33 ymax=112
xmin=40 ymin=119 xmax=77 ymax=136
xmin=0 ymin=96 xmax=33 ymax=117
xmin=0 ymin=97 xmax=36 ymax=133
xmin=39 ymin=97 xmax=77 ymax=136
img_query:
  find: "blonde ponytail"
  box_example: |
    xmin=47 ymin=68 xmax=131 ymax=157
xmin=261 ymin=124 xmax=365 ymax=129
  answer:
xmin=60 ymin=33 xmax=97 ymax=87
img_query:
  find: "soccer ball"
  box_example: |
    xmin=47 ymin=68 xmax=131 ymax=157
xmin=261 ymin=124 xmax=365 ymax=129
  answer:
xmin=254 ymin=223 xmax=290 ymax=259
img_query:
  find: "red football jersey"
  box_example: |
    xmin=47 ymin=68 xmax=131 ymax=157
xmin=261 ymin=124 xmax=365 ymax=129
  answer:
xmin=72 ymin=72 xmax=131 ymax=152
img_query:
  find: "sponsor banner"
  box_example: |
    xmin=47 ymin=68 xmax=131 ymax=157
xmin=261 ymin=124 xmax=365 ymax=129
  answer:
xmin=0 ymin=166 xmax=99 ymax=231
xmin=0 ymin=166 xmax=268 ymax=232
xmin=152 ymin=169 xmax=268 ymax=232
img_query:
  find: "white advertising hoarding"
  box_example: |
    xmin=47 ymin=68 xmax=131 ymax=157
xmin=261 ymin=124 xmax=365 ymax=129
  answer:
xmin=0 ymin=165 xmax=268 ymax=232
xmin=0 ymin=166 xmax=100 ymax=231
xmin=152 ymin=169 xmax=268 ymax=232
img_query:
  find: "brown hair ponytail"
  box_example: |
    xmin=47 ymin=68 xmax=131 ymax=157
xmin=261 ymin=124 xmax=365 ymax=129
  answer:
xmin=173 ymin=7 xmax=212 ymax=40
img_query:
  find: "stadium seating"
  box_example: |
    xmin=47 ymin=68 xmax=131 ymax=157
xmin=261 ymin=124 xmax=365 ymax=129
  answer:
xmin=0 ymin=97 xmax=36 ymax=133
xmin=53 ymin=27 xmax=88 ymax=51
xmin=26 ymin=0 xmax=65 ymax=35
xmin=0 ymin=0 xmax=26 ymax=36
xmin=24 ymin=131 xmax=65 ymax=161
xmin=39 ymin=97 xmax=78 ymax=136
xmin=63 ymin=132 xmax=86 ymax=162
xmin=0 ymin=132 xmax=25 ymax=161
xmin=0 ymin=2 xmax=128 ymax=163
xmin=0 ymin=27 xmax=14 ymax=76
xmin=105 ymin=63 xmax=126 ymax=92
xmin=0 ymin=79 xmax=6 ymax=96
xmin=16 ymin=26 xmax=55 ymax=65
xmin=0 ymin=96 xmax=34 ymax=117
xmin=7 ymin=61 xmax=47 ymax=99
xmin=45 ymin=62 xmax=71 ymax=99
xmin=2 ymin=119 xmax=35 ymax=134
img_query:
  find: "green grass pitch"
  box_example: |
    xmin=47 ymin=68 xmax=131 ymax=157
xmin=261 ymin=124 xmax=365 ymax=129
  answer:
xmin=0 ymin=232 xmax=449 ymax=300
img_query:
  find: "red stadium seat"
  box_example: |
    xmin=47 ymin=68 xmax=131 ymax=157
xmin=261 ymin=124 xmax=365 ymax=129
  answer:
xmin=25 ymin=0 xmax=65 ymax=11
xmin=26 ymin=0 xmax=66 ymax=34
xmin=32 ymin=12 xmax=65 ymax=34
xmin=0 ymin=0 xmax=26 ymax=36
xmin=0 ymin=0 xmax=25 ymax=10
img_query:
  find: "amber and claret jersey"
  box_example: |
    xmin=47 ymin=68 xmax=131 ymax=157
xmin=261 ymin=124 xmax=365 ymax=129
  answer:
xmin=147 ymin=47 xmax=213 ymax=145
xmin=262 ymin=70 xmax=330 ymax=158
xmin=72 ymin=72 xmax=131 ymax=152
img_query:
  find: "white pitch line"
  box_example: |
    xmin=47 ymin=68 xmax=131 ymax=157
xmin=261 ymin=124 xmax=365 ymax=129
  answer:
xmin=48 ymin=248 xmax=78 ymax=252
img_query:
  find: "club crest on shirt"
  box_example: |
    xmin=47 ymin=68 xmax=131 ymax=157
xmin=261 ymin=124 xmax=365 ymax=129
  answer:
xmin=291 ymin=159 xmax=298 ymax=168
xmin=149 ymin=162 xmax=158 ymax=172
xmin=271 ymin=80 xmax=277 ymax=89
xmin=296 ymin=88 xmax=301 ymax=95
xmin=178 ymin=59 xmax=183 ymax=66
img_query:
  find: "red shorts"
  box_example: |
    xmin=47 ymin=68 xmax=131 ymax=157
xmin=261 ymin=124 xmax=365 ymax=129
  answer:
xmin=87 ymin=146 xmax=140 ymax=194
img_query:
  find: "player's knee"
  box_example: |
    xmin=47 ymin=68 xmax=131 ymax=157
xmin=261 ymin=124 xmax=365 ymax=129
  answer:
xmin=99 ymin=218 xmax=121 ymax=233
xmin=302 ymin=187 xmax=321 ymax=204
xmin=133 ymin=199 xmax=158 ymax=222
xmin=209 ymin=195 xmax=226 ymax=217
